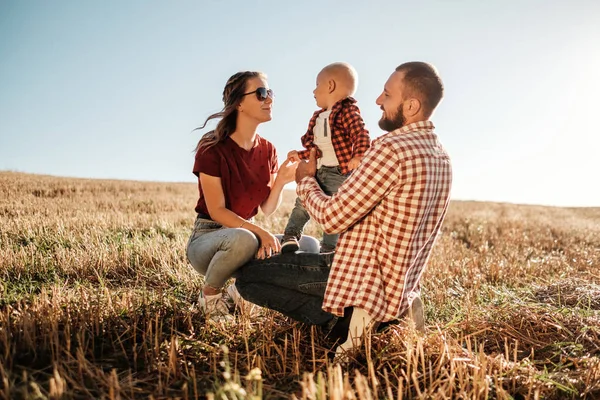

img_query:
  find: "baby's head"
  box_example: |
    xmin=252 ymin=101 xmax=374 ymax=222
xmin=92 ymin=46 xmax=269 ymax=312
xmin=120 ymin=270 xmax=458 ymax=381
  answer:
xmin=313 ymin=62 xmax=358 ymax=110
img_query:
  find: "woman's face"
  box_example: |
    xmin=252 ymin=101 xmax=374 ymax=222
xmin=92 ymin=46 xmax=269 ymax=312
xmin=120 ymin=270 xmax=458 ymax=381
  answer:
xmin=238 ymin=76 xmax=273 ymax=123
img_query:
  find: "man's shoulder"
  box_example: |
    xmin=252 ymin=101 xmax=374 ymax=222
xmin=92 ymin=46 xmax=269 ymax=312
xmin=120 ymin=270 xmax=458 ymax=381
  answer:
xmin=376 ymin=122 xmax=435 ymax=141
xmin=371 ymin=128 xmax=418 ymax=148
xmin=374 ymin=127 xmax=449 ymax=161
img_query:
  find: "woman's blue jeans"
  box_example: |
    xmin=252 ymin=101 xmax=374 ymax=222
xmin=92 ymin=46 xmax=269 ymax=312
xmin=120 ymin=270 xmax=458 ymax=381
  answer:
xmin=186 ymin=215 xmax=321 ymax=289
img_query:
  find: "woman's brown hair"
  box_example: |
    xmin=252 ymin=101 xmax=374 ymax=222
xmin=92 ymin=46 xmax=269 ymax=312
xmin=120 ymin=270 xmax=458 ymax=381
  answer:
xmin=194 ymin=71 xmax=266 ymax=152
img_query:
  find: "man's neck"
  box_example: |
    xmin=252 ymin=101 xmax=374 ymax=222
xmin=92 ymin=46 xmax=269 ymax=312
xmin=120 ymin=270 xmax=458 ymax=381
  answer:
xmin=404 ymin=116 xmax=428 ymax=126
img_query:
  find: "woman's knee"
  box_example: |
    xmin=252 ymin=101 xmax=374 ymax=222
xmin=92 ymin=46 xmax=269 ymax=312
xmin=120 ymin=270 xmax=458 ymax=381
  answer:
xmin=227 ymin=228 xmax=259 ymax=257
xmin=187 ymin=228 xmax=259 ymax=278
xmin=186 ymin=239 xmax=210 ymax=275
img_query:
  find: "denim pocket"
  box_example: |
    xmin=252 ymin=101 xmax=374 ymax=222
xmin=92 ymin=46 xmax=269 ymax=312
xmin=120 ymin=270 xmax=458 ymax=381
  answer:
xmin=299 ymin=281 xmax=328 ymax=297
xmin=189 ymin=219 xmax=222 ymax=242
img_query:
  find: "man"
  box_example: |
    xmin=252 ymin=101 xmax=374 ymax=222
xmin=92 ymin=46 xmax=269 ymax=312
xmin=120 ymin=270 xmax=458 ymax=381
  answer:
xmin=234 ymin=62 xmax=452 ymax=357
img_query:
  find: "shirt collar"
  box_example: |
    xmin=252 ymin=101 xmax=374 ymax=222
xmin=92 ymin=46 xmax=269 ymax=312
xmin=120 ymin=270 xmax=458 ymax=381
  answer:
xmin=374 ymin=121 xmax=435 ymax=144
xmin=319 ymin=96 xmax=356 ymax=114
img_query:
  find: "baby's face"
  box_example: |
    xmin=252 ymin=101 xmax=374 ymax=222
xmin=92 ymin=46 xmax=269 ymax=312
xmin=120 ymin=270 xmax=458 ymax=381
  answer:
xmin=313 ymin=71 xmax=330 ymax=109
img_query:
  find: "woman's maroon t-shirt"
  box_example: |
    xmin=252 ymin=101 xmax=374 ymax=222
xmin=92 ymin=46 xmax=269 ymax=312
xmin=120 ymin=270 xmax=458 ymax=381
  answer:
xmin=193 ymin=135 xmax=279 ymax=220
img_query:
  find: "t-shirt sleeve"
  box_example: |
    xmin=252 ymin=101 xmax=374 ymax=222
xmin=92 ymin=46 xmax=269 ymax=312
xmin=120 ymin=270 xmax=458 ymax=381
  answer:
xmin=193 ymin=146 xmax=221 ymax=177
xmin=269 ymin=143 xmax=279 ymax=174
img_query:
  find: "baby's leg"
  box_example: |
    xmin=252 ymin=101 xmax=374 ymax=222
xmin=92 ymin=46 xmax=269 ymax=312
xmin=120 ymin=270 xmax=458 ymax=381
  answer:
xmin=316 ymin=167 xmax=349 ymax=251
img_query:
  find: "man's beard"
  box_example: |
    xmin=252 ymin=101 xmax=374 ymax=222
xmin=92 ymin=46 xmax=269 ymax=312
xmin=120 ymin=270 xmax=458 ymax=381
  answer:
xmin=378 ymin=104 xmax=406 ymax=132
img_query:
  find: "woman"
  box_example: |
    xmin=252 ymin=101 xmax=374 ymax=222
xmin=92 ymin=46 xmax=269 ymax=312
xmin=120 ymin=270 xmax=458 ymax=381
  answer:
xmin=188 ymin=71 xmax=314 ymax=322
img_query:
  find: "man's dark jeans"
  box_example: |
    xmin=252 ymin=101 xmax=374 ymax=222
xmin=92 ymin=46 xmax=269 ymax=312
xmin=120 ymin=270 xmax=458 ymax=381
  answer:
xmin=234 ymin=251 xmax=335 ymax=326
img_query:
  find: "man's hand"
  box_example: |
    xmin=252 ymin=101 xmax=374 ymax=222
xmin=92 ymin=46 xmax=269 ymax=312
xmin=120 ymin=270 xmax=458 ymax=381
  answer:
xmin=287 ymin=150 xmax=300 ymax=163
xmin=295 ymin=147 xmax=317 ymax=183
xmin=347 ymin=156 xmax=362 ymax=171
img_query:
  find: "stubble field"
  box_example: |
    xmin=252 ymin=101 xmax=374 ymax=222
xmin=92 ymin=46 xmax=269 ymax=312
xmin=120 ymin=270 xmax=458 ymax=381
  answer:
xmin=1 ymin=171 xmax=599 ymax=399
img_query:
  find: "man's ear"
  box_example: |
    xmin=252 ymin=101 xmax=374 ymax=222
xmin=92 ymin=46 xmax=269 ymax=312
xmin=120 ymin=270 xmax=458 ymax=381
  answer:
xmin=406 ymin=98 xmax=422 ymax=117
xmin=328 ymin=79 xmax=336 ymax=94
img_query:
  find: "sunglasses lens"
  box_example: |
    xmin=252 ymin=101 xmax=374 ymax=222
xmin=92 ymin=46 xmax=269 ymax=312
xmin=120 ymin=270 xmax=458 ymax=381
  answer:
xmin=253 ymin=87 xmax=273 ymax=101
xmin=255 ymin=87 xmax=267 ymax=101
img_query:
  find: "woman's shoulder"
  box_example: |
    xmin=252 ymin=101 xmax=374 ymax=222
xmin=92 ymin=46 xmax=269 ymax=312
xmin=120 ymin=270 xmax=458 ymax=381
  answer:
xmin=256 ymin=134 xmax=275 ymax=148
xmin=195 ymin=139 xmax=231 ymax=159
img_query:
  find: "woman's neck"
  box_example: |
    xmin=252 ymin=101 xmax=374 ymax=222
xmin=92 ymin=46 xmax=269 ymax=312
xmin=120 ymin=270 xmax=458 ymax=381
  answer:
xmin=230 ymin=119 xmax=259 ymax=151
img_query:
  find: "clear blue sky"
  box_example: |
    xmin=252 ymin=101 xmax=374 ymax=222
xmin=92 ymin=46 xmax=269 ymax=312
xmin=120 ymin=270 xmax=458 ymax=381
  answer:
xmin=1 ymin=0 xmax=599 ymax=207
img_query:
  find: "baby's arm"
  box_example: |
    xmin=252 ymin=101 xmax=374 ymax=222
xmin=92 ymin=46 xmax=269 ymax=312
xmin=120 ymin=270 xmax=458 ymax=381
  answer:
xmin=297 ymin=110 xmax=321 ymax=160
xmin=347 ymin=155 xmax=362 ymax=171
xmin=343 ymin=104 xmax=370 ymax=159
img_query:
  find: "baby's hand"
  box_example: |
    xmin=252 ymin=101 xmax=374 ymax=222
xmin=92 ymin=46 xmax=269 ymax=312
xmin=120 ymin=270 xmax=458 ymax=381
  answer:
xmin=287 ymin=150 xmax=300 ymax=163
xmin=347 ymin=156 xmax=362 ymax=171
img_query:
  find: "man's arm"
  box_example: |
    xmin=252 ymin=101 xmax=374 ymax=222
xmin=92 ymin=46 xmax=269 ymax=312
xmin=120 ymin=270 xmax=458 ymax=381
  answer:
xmin=297 ymin=142 xmax=398 ymax=234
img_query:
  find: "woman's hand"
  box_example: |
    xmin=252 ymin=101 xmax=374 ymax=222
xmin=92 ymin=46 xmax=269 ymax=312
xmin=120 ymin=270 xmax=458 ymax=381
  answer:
xmin=287 ymin=150 xmax=300 ymax=163
xmin=255 ymin=228 xmax=281 ymax=259
xmin=275 ymin=158 xmax=298 ymax=186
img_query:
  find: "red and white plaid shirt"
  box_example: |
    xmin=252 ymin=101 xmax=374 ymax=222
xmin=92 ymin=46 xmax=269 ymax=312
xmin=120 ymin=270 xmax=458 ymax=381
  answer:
xmin=297 ymin=121 xmax=452 ymax=321
xmin=297 ymin=97 xmax=370 ymax=175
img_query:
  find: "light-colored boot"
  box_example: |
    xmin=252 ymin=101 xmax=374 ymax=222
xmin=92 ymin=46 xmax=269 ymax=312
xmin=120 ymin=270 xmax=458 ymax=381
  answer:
xmin=408 ymin=296 xmax=425 ymax=333
xmin=334 ymin=308 xmax=374 ymax=362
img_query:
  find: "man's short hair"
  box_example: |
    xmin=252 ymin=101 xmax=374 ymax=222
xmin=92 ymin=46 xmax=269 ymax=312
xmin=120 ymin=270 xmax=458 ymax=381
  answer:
xmin=396 ymin=62 xmax=444 ymax=118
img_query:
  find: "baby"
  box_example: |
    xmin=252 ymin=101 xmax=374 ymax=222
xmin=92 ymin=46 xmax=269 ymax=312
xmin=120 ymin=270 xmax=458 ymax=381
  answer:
xmin=282 ymin=62 xmax=371 ymax=253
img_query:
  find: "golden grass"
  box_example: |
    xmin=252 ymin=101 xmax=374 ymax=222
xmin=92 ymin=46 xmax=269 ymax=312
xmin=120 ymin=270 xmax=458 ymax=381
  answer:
xmin=1 ymin=171 xmax=599 ymax=399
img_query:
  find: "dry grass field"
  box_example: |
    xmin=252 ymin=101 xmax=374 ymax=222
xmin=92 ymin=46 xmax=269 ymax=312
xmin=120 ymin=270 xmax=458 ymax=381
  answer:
xmin=1 ymin=171 xmax=599 ymax=399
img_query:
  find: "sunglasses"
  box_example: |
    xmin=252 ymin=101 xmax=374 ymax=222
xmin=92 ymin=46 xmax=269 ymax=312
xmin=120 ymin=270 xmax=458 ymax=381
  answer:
xmin=242 ymin=87 xmax=274 ymax=101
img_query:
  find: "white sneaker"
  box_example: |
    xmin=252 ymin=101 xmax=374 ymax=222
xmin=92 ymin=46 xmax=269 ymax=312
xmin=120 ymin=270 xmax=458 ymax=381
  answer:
xmin=226 ymin=284 xmax=243 ymax=308
xmin=225 ymin=283 xmax=260 ymax=317
xmin=198 ymin=292 xmax=234 ymax=323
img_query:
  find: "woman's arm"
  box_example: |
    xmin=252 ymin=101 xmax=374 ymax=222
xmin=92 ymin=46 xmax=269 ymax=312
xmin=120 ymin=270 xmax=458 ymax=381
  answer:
xmin=200 ymin=173 xmax=281 ymax=257
xmin=259 ymin=159 xmax=297 ymax=216
xmin=200 ymin=173 xmax=248 ymax=228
